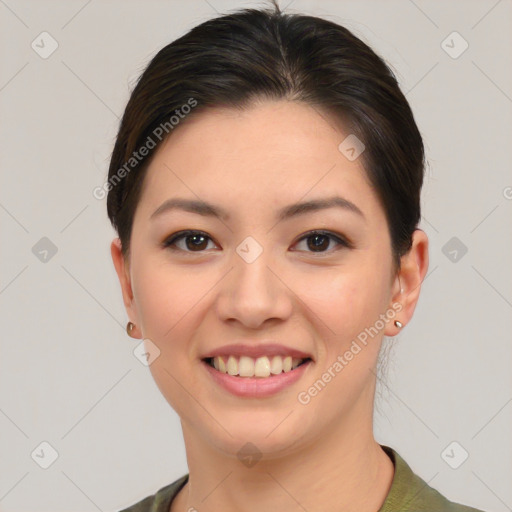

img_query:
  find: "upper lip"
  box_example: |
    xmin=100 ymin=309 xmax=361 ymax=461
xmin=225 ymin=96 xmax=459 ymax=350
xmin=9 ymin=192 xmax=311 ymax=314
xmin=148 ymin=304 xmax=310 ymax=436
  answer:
xmin=201 ymin=343 xmax=314 ymax=361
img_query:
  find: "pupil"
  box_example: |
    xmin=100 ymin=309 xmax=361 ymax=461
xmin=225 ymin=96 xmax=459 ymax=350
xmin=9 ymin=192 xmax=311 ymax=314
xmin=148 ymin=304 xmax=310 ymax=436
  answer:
xmin=187 ymin=234 xmax=207 ymax=251
xmin=308 ymin=234 xmax=328 ymax=251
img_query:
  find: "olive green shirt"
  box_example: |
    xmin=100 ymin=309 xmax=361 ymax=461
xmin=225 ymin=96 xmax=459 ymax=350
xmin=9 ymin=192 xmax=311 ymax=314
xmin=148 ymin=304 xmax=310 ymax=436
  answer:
xmin=118 ymin=445 xmax=485 ymax=512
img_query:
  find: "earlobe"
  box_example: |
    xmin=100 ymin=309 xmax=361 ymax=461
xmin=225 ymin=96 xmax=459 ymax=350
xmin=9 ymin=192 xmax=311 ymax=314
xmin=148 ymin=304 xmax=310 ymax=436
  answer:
xmin=385 ymin=229 xmax=429 ymax=336
xmin=111 ymin=238 xmax=139 ymax=334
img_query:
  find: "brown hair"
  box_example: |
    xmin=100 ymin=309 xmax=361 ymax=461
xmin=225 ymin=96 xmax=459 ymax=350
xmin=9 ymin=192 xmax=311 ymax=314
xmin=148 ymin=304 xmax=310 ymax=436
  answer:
xmin=106 ymin=2 xmax=425 ymax=272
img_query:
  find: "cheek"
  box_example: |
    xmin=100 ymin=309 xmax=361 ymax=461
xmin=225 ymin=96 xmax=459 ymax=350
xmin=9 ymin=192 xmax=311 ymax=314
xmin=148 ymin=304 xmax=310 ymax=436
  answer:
xmin=130 ymin=257 xmax=204 ymax=414
xmin=295 ymin=270 xmax=389 ymax=414
xmin=131 ymin=253 xmax=201 ymax=342
xmin=293 ymin=263 xmax=388 ymax=343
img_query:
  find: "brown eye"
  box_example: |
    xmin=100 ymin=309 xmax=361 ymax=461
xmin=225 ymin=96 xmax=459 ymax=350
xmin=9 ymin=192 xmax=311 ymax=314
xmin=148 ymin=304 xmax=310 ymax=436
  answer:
xmin=306 ymin=233 xmax=330 ymax=251
xmin=162 ymin=229 xmax=351 ymax=254
xmin=163 ymin=230 xmax=217 ymax=252
xmin=293 ymin=230 xmax=351 ymax=253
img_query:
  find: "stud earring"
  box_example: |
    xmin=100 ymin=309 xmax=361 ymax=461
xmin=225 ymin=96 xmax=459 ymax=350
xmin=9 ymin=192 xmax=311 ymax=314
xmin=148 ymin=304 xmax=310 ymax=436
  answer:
xmin=126 ymin=321 xmax=136 ymax=337
xmin=394 ymin=320 xmax=403 ymax=329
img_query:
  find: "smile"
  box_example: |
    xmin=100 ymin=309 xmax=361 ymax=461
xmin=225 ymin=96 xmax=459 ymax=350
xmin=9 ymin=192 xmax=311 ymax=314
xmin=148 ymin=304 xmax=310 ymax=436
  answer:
xmin=204 ymin=355 xmax=311 ymax=378
xmin=202 ymin=356 xmax=313 ymax=398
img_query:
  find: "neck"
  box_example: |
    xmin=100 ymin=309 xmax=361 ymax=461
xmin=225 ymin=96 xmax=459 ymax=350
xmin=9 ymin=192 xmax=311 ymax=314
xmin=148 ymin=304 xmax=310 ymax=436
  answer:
xmin=172 ymin=407 xmax=394 ymax=512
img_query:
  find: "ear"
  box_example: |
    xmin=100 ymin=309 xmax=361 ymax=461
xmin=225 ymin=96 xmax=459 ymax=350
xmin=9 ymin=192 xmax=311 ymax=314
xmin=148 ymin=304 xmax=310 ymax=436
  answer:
xmin=111 ymin=237 xmax=142 ymax=338
xmin=384 ymin=229 xmax=429 ymax=336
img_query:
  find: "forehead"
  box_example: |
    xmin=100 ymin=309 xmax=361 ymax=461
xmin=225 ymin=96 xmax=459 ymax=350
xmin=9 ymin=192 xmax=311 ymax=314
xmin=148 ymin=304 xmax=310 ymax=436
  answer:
xmin=136 ymin=100 xmax=384 ymax=226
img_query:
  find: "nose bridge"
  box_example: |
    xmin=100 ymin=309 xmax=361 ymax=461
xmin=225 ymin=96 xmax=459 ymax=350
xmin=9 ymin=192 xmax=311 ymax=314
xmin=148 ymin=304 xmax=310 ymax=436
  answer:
xmin=216 ymin=235 xmax=292 ymax=327
xmin=233 ymin=235 xmax=278 ymax=303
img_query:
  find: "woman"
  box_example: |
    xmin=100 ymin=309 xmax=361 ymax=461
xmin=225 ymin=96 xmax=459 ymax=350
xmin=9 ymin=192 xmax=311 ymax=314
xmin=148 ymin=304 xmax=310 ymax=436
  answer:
xmin=109 ymin=2 xmax=486 ymax=511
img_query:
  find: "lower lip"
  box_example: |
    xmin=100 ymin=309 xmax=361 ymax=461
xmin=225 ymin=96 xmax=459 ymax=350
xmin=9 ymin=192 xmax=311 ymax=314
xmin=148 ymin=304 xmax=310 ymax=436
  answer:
xmin=202 ymin=359 xmax=312 ymax=398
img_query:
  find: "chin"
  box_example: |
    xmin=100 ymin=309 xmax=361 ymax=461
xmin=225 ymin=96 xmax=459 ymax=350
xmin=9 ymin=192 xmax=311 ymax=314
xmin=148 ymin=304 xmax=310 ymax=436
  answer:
xmin=198 ymin=411 xmax=313 ymax=461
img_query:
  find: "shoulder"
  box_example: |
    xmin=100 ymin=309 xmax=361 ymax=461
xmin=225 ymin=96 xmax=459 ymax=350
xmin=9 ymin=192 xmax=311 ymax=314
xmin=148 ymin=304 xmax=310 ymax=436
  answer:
xmin=118 ymin=474 xmax=188 ymax=512
xmin=379 ymin=445 xmax=487 ymax=512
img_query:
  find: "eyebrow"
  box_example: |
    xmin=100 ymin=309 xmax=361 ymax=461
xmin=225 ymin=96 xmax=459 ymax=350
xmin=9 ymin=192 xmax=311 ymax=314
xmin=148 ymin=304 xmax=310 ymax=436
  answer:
xmin=150 ymin=196 xmax=365 ymax=222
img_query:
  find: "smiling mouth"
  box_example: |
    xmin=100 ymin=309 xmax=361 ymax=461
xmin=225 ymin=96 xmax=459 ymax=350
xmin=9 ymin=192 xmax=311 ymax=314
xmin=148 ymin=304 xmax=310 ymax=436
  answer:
xmin=203 ymin=355 xmax=312 ymax=378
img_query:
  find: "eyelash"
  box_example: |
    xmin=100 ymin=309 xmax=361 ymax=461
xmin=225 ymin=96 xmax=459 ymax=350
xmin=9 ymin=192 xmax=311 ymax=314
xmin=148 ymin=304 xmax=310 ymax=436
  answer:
xmin=162 ymin=229 xmax=353 ymax=254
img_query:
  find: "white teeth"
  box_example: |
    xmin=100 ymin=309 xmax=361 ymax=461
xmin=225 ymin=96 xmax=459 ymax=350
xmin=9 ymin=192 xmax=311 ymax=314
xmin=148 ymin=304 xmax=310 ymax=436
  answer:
xmin=254 ymin=356 xmax=271 ymax=377
xmin=227 ymin=355 xmax=238 ymax=376
xmin=239 ymin=356 xmax=254 ymax=377
xmin=270 ymin=355 xmax=283 ymax=374
xmin=210 ymin=355 xmax=307 ymax=378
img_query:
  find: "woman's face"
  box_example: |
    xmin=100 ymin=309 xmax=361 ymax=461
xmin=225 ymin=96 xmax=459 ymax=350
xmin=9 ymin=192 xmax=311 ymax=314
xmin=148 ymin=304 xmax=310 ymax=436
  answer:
xmin=113 ymin=100 xmax=407 ymax=458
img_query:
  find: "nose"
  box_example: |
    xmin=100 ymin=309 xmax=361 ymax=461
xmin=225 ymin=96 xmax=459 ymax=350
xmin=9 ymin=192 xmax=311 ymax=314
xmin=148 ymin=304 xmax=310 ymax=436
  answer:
xmin=214 ymin=246 xmax=293 ymax=329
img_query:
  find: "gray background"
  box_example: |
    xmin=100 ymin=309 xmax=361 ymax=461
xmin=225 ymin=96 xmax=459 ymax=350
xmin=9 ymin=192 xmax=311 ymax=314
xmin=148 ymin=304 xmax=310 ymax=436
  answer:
xmin=1 ymin=0 xmax=511 ymax=511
